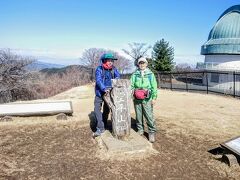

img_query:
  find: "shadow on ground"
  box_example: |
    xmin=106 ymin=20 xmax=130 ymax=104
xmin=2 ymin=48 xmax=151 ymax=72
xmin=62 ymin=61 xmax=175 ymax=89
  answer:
xmin=88 ymin=112 xmax=138 ymax=134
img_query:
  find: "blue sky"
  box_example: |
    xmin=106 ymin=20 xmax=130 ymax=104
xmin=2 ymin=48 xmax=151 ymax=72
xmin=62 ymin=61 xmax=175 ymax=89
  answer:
xmin=0 ymin=0 xmax=239 ymax=65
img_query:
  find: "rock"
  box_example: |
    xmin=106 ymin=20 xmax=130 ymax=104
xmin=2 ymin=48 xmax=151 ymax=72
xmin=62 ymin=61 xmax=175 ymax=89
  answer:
xmin=56 ymin=113 xmax=67 ymax=120
xmin=103 ymin=79 xmax=131 ymax=139
xmin=222 ymin=154 xmax=239 ymax=167
xmin=0 ymin=116 xmax=13 ymax=122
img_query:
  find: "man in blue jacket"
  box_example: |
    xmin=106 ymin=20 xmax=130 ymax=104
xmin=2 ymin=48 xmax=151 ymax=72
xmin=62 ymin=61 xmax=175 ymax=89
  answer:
xmin=93 ymin=53 xmax=120 ymax=137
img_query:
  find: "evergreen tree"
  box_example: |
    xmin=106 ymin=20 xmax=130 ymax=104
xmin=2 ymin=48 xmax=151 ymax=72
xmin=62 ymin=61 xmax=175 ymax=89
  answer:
xmin=152 ymin=39 xmax=174 ymax=72
xmin=146 ymin=57 xmax=156 ymax=73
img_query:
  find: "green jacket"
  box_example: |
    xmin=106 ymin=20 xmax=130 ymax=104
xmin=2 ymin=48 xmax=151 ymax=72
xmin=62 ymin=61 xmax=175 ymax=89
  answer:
xmin=130 ymin=68 xmax=158 ymax=102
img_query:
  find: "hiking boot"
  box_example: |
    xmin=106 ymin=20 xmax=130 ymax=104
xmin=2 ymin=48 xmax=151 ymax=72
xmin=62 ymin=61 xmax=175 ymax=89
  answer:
xmin=149 ymin=132 xmax=155 ymax=143
xmin=92 ymin=129 xmax=104 ymax=138
xmin=137 ymin=131 xmax=144 ymax=136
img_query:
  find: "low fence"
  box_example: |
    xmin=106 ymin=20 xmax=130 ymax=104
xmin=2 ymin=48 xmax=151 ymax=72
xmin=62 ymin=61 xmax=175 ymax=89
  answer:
xmin=121 ymin=70 xmax=240 ymax=98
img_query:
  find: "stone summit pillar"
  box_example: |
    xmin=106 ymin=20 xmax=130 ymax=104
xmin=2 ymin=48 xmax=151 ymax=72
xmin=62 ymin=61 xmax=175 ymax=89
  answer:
xmin=103 ymin=79 xmax=131 ymax=139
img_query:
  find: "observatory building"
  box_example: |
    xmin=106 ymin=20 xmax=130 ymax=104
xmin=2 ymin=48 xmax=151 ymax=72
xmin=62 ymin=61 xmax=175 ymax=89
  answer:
xmin=201 ymin=5 xmax=240 ymax=89
xmin=201 ymin=5 xmax=240 ymax=71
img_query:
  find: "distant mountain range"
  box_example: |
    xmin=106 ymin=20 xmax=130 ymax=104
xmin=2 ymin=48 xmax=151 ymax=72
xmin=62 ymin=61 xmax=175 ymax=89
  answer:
xmin=40 ymin=64 xmax=93 ymax=75
xmin=27 ymin=61 xmax=65 ymax=71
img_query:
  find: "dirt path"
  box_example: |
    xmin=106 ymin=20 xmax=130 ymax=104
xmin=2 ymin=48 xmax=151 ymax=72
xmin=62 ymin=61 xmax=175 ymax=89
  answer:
xmin=0 ymin=84 xmax=240 ymax=179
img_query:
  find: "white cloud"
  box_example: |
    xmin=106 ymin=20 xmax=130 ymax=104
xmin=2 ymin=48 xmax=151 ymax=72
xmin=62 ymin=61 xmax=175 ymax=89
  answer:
xmin=12 ymin=48 xmax=83 ymax=58
xmin=174 ymin=54 xmax=205 ymax=65
xmin=8 ymin=47 xmax=205 ymax=67
xmin=10 ymin=48 xmax=83 ymax=65
xmin=10 ymin=47 xmax=131 ymax=65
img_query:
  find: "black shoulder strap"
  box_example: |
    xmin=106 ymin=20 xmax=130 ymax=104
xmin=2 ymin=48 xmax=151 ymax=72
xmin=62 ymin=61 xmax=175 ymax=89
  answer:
xmin=111 ymin=66 xmax=115 ymax=79
xmin=101 ymin=66 xmax=105 ymax=82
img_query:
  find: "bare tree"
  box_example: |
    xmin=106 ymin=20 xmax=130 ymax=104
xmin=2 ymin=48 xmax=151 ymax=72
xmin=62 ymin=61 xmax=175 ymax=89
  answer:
xmin=30 ymin=65 xmax=93 ymax=99
xmin=175 ymin=63 xmax=194 ymax=72
xmin=111 ymin=52 xmax=132 ymax=74
xmin=80 ymin=48 xmax=132 ymax=73
xmin=79 ymin=48 xmax=106 ymax=69
xmin=122 ymin=42 xmax=151 ymax=66
xmin=0 ymin=49 xmax=35 ymax=103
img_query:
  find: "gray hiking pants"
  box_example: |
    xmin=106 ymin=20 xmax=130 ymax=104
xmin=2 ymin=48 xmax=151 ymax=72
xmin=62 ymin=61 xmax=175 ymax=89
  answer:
xmin=134 ymin=100 xmax=156 ymax=133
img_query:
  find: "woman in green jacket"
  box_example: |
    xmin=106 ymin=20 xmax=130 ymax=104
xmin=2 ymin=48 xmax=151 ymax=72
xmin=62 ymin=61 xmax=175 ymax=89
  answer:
xmin=130 ymin=57 xmax=158 ymax=143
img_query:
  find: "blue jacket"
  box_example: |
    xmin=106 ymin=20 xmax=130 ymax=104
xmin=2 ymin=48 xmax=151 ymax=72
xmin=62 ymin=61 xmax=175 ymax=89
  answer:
xmin=95 ymin=66 xmax=120 ymax=97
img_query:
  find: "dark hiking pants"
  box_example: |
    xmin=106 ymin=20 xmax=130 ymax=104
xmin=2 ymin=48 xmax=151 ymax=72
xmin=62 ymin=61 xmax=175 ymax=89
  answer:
xmin=94 ymin=96 xmax=110 ymax=131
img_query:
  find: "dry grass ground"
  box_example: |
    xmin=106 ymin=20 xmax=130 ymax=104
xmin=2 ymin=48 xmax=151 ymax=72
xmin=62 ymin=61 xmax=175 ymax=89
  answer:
xmin=0 ymin=84 xmax=240 ymax=179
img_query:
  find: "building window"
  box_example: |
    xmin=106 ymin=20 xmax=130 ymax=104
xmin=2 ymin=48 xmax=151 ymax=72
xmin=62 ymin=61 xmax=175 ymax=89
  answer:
xmin=236 ymin=74 xmax=240 ymax=82
xmin=211 ymin=74 xmax=219 ymax=83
